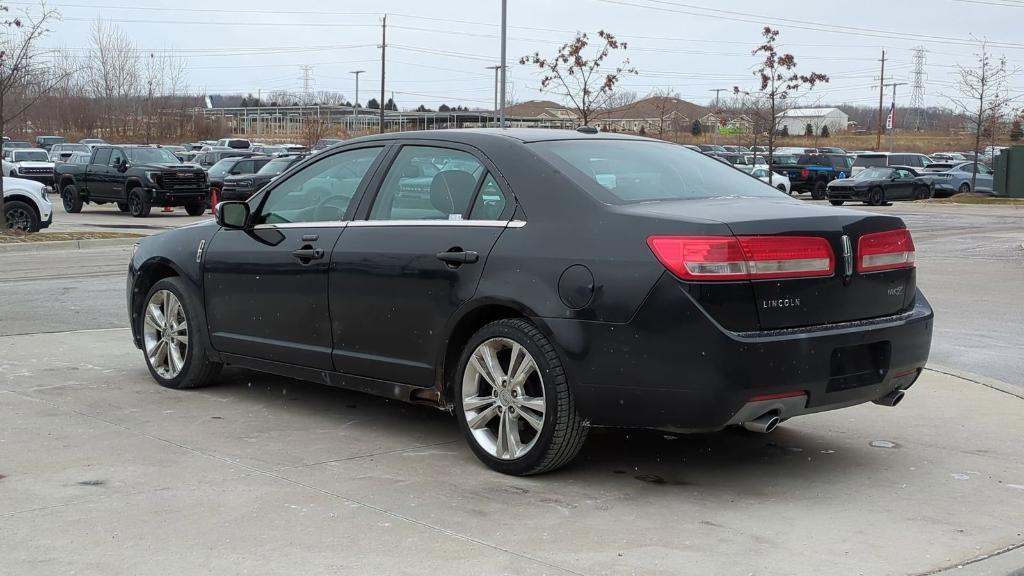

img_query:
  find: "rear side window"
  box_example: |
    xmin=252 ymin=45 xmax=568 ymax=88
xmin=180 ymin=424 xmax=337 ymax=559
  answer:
xmin=854 ymin=155 xmax=887 ymax=168
xmin=536 ymin=140 xmax=780 ymax=204
xmin=370 ymin=146 xmax=484 ymax=221
xmin=469 ymin=173 xmax=508 ymax=220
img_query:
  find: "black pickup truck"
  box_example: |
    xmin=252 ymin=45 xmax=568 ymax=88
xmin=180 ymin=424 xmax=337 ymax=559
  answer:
xmin=55 ymin=145 xmax=209 ymax=217
xmin=771 ymin=153 xmax=853 ymax=199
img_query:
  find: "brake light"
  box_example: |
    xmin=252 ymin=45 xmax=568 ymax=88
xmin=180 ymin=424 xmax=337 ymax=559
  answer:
xmin=647 ymin=235 xmax=835 ymax=281
xmin=800 ymin=168 xmax=810 ymax=179
xmin=857 ymin=229 xmax=915 ymax=273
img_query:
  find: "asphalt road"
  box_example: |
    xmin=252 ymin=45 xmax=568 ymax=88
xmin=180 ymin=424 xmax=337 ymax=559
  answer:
xmin=2 ymin=201 xmax=1023 ymax=575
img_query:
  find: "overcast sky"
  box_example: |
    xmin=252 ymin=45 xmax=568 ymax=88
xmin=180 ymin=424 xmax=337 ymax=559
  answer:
xmin=18 ymin=0 xmax=1024 ymax=111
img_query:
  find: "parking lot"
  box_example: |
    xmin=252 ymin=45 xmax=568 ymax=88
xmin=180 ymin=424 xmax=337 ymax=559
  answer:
xmin=2 ymin=199 xmax=1023 ymax=575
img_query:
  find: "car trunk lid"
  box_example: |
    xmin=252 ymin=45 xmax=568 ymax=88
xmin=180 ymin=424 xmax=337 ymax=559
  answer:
xmin=633 ymin=197 xmax=916 ymax=330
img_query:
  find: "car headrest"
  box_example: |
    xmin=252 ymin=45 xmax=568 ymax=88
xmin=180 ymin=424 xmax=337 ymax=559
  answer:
xmin=430 ymin=170 xmax=476 ymax=216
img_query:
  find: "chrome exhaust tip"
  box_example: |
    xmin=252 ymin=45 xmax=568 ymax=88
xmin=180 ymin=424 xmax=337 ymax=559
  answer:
xmin=742 ymin=413 xmax=781 ymax=433
xmin=872 ymin=390 xmax=905 ymax=407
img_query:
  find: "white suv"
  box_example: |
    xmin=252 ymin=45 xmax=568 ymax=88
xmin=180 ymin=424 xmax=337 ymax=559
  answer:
xmin=3 ymin=177 xmax=53 ymax=233
xmin=3 ymin=148 xmax=56 ymax=186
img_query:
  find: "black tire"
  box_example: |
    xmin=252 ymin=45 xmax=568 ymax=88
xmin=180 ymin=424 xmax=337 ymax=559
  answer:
xmin=116 ymin=201 xmax=129 ymax=212
xmin=61 ymin=184 xmax=83 ymax=213
xmin=454 ymin=318 xmax=588 ymax=475
xmin=776 ymin=184 xmax=789 ymax=193
xmin=4 ymin=200 xmax=40 ymax=233
xmin=958 ymin=182 xmax=971 ymax=194
xmin=914 ymin=186 xmax=932 ymax=200
xmin=127 ymin=187 xmax=151 ymax=218
xmin=829 ymin=200 xmax=845 ymax=206
xmin=866 ymin=186 xmax=885 ymax=206
xmin=140 ymin=277 xmax=222 ymax=389
xmin=9 ymin=170 xmax=16 ymax=178
xmin=811 ymin=180 xmax=827 ymax=200
xmin=184 ymin=201 xmax=206 ymax=216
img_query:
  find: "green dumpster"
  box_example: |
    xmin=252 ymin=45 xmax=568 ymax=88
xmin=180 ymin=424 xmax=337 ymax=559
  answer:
xmin=993 ymin=145 xmax=1024 ymax=198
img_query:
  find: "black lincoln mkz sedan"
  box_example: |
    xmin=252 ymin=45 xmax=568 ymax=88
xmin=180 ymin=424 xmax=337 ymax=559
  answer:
xmin=127 ymin=129 xmax=933 ymax=475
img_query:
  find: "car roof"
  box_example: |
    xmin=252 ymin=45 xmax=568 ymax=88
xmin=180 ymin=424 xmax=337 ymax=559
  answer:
xmin=345 ymin=128 xmax=655 ymax=147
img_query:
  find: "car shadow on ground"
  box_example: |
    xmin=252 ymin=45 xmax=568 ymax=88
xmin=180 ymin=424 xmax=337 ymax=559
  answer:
xmin=206 ymin=367 xmax=879 ymax=492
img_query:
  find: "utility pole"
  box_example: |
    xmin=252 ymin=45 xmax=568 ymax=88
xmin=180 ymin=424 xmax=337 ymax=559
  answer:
xmin=876 ymin=49 xmax=886 ymax=151
xmin=708 ymin=88 xmax=727 ymax=110
xmin=498 ymin=0 xmax=507 ymax=127
xmin=379 ymin=14 xmax=387 ymax=134
xmin=350 ymin=70 xmax=364 ymax=118
xmin=486 ymin=65 xmax=501 ymax=127
xmin=884 ymin=82 xmax=907 ymax=152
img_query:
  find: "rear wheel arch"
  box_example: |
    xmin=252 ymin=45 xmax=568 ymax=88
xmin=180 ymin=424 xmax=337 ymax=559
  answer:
xmin=439 ymin=301 xmax=544 ymax=406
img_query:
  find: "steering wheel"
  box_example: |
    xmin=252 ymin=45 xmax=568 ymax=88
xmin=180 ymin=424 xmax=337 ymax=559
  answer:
xmin=313 ymin=193 xmax=348 ymax=222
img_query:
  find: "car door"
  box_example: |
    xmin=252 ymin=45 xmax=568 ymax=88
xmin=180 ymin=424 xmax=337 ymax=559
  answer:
xmin=328 ymin=143 xmax=515 ymax=388
xmin=890 ymin=168 xmax=916 ymax=199
xmin=105 ymin=148 xmax=127 ymax=199
xmin=86 ymin=148 xmax=112 ymax=198
xmin=202 ymin=144 xmax=388 ymax=370
xmin=975 ymin=164 xmax=994 ymax=192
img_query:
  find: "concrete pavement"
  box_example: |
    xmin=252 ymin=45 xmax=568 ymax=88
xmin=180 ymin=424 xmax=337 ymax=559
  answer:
xmin=1 ymin=328 xmax=1023 ymax=576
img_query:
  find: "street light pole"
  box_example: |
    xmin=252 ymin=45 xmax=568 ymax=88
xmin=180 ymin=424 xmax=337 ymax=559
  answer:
xmin=498 ymin=0 xmax=507 ymax=128
xmin=486 ymin=65 xmax=500 ymax=127
xmin=350 ymin=70 xmax=364 ymax=119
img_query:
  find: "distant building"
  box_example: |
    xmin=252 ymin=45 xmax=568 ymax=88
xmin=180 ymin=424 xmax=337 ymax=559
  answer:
xmin=776 ymin=107 xmax=849 ymax=135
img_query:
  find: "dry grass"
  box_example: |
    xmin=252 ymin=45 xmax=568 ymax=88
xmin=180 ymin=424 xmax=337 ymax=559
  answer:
xmin=925 ymin=195 xmax=1024 ymax=206
xmin=0 ymin=231 xmax=144 ymax=244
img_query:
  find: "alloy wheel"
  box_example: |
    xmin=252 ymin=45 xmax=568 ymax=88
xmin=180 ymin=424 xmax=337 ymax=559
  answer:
xmin=5 ymin=206 xmax=33 ymax=231
xmin=143 ymin=289 xmax=189 ymax=379
xmin=461 ymin=337 xmax=546 ymax=460
xmin=62 ymin=189 xmax=75 ymax=211
xmin=129 ymin=193 xmax=142 ymax=216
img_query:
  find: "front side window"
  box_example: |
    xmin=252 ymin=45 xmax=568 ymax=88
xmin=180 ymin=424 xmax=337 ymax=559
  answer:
xmin=92 ymin=149 xmax=112 ymax=166
xmin=853 ymin=155 xmax=888 ymax=168
xmin=256 ymin=146 xmax=383 ymax=225
xmin=109 ymin=149 xmax=125 ymax=167
xmin=369 ymin=146 xmax=484 ymax=220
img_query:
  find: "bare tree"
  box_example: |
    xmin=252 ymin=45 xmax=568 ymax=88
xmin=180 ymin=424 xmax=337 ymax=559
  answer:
xmin=945 ymin=40 xmax=1020 ymax=192
xmin=87 ymin=19 xmax=140 ymax=138
xmin=1 ymin=3 xmax=65 ymax=230
xmin=734 ymin=27 xmax=828 ymax=184
xmin=647 ymin=87 xmax=679 ymax=139
xmin=520 ymin=30 xmax=637 ymax=126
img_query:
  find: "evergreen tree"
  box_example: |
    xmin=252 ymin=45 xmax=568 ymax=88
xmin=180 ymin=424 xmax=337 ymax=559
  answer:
xmin=367 ymin=98 xmax=380 ymax=110
xmin=820 ymin=124 xmax=830 ymax=138
xmin=690 ymin=119 xmax=702 ymax=136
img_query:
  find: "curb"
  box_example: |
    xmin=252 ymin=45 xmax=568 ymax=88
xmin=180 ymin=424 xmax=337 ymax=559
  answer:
xmin=925 ymin=364 xmax=1023 ymax=400
xmin=0 ymin=237 xmax=140 ymax=255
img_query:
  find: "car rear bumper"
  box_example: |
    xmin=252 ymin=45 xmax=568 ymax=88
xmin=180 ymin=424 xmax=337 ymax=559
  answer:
xmin=539 ymin=274 xmax=933 ymax=431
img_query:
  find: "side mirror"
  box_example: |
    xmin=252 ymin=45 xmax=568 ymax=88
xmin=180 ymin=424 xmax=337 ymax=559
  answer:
xmin=216 ymin=201 xmax=251 ymax=229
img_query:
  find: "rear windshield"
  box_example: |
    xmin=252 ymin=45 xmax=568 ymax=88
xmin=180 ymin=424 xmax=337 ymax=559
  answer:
xmin=258 ymin=157 xmax=298 ymax=175
xmin=854 ymin=155 xmax=888 ymax=167
xmin=227 ymin=139 xmax=251 ymax=149
xmin=535 ymin=140 xmax=782 ymax=204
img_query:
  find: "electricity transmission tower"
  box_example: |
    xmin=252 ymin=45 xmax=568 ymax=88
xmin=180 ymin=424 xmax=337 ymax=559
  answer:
xmin=301 ymin=65 xmax=314 ymax=104
xmin=908 ymin=47 xmax=927 ymax=131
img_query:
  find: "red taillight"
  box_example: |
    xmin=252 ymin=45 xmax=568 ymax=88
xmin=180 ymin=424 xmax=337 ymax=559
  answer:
xmin=800 ymin=168 xmax=810 ymax=178
xmin=857 ymin=229 xmax=915 ymax=273
xmin=647 ymin=235 xmax=835 ymax=281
